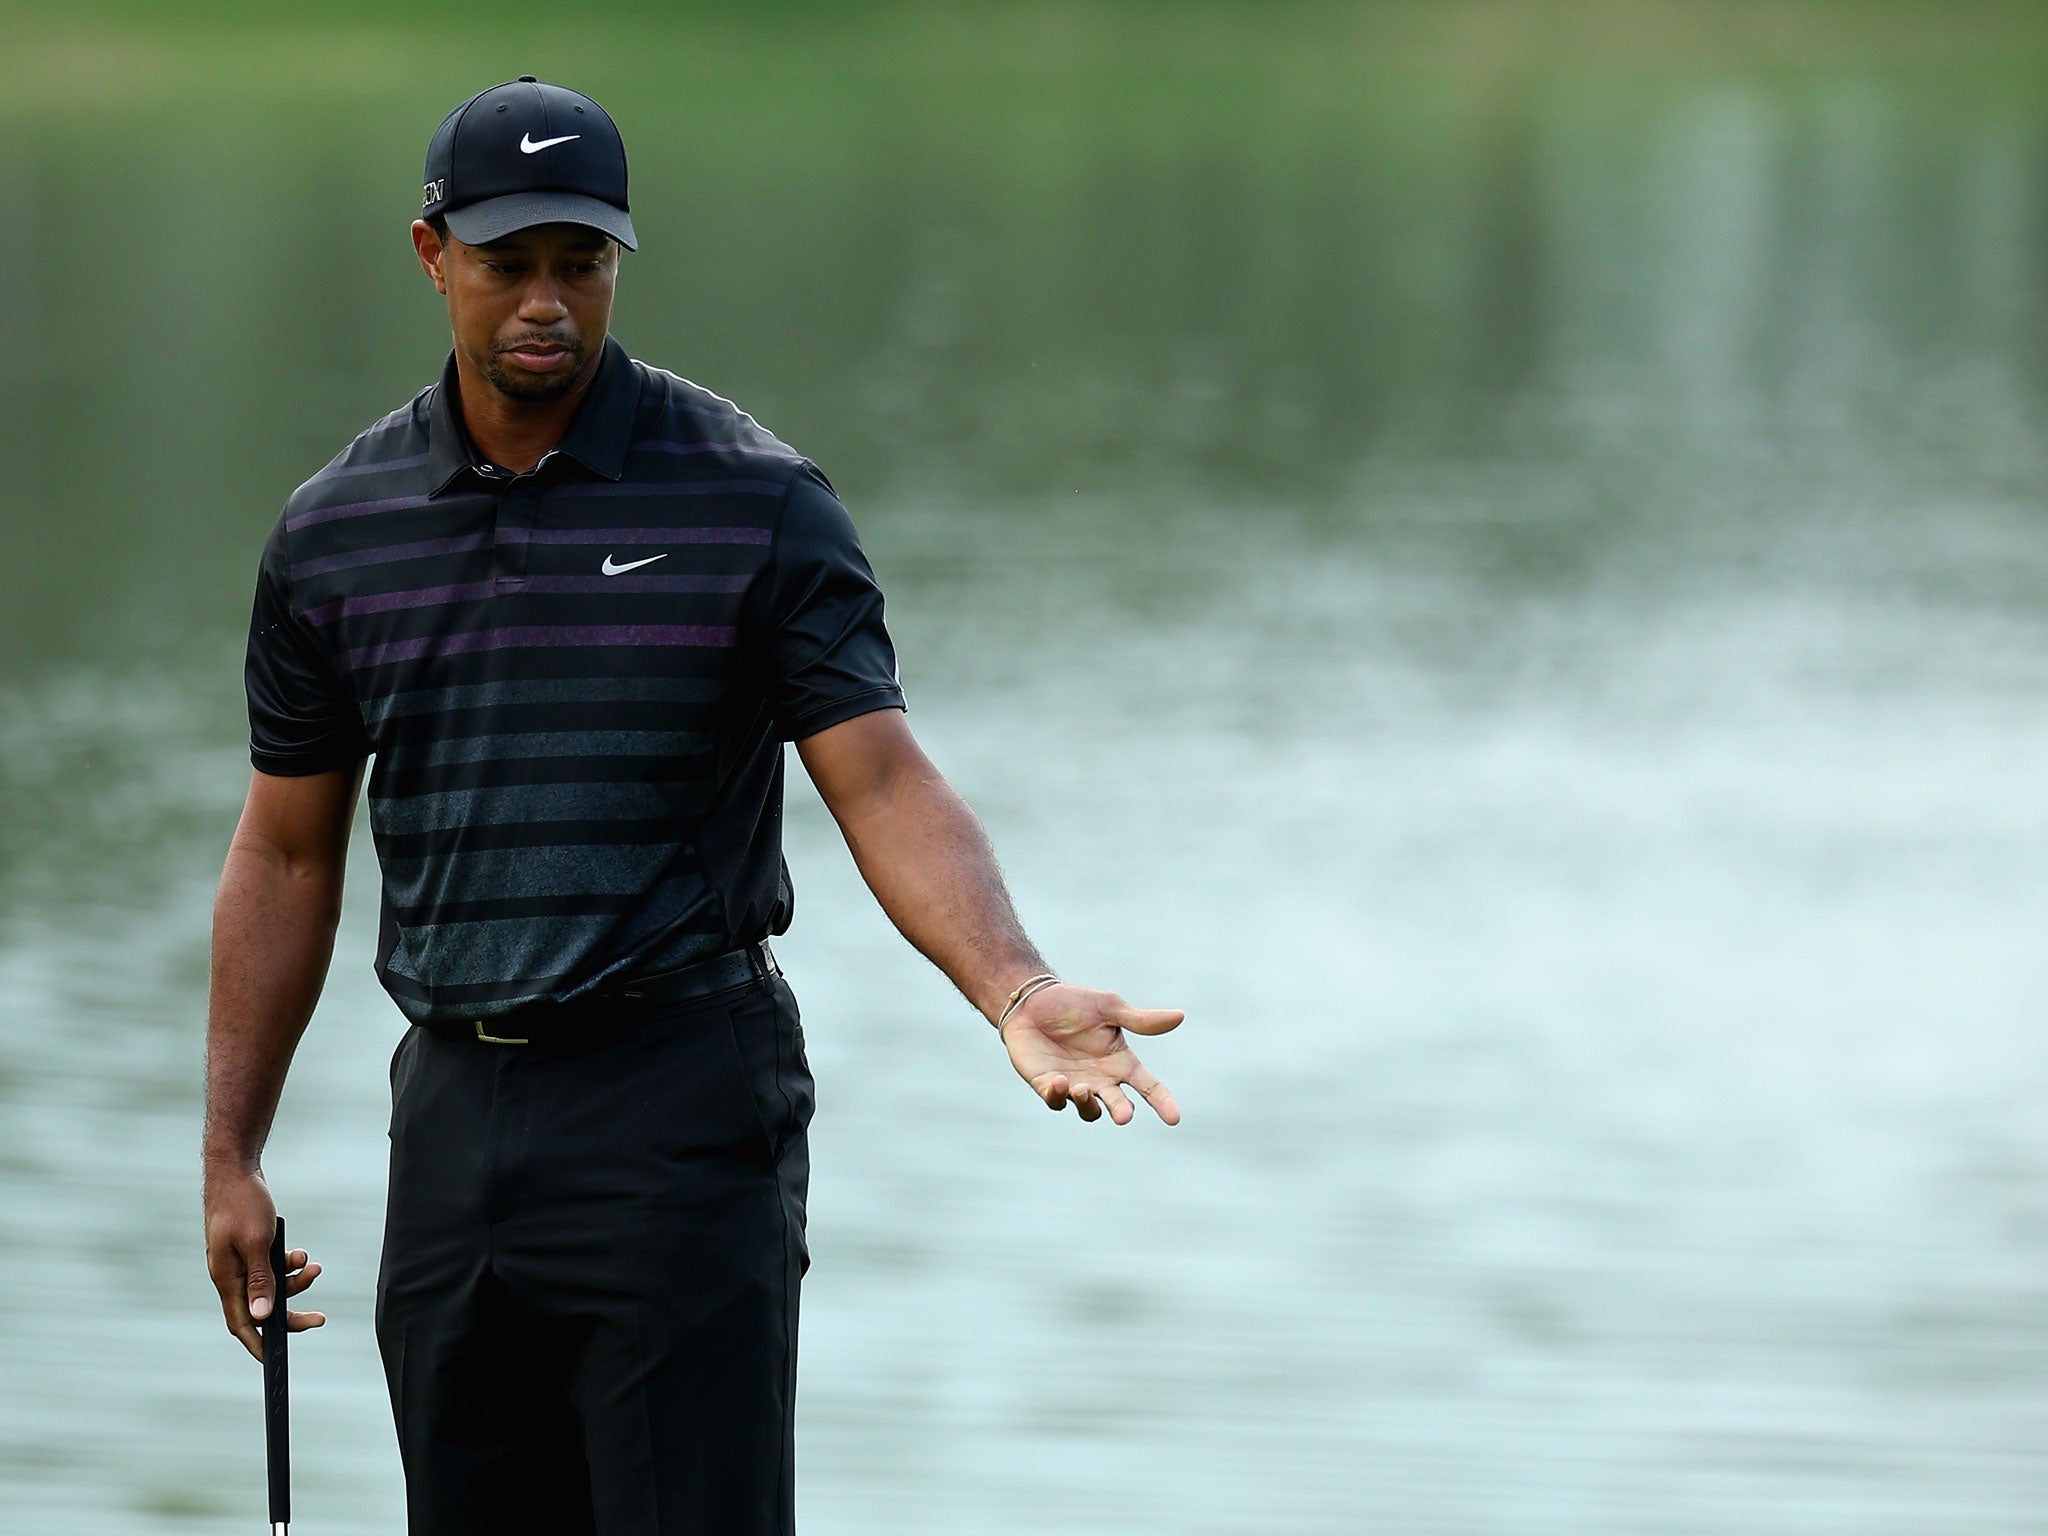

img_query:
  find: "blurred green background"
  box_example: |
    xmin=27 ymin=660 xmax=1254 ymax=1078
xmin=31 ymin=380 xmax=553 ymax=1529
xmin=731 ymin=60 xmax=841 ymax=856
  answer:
xmin=4 ymin=3 xmax=2048 ymax=1533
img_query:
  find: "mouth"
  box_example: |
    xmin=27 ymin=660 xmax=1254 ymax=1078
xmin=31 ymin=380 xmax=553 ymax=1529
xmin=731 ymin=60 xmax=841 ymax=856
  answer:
xmin=499 ymin=339 xmax=577 ymax=374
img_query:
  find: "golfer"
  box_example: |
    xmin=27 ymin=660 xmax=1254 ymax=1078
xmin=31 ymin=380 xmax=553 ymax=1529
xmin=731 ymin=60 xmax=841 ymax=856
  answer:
xmin=201 ymin=77 xmax=1182 ymax=1536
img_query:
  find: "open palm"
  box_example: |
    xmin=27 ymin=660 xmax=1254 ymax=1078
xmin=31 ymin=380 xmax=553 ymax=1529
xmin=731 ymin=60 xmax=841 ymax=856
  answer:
xmin=1002 ymin=983 xmax=1184 ymax=1125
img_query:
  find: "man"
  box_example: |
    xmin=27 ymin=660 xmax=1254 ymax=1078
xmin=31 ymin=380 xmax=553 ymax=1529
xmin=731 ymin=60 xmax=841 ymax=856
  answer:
xmin=201 ymin=77 xmax=1182 ymax=1536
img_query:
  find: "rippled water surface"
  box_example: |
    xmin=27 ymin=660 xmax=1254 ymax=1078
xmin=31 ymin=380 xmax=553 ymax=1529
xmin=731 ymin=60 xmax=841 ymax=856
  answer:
xmin=4 ymin=10 xmax=2048 ymax=1533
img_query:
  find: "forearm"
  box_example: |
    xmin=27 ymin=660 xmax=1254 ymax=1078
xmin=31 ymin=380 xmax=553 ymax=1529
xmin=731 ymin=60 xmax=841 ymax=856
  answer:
xmin=800 ymin=712 xmax=1183 ymax=1123
xmin=829 ymin=759 xmax=1047 ymax=1023
xmin=203 ymin=835 xmax=345 ymax=1171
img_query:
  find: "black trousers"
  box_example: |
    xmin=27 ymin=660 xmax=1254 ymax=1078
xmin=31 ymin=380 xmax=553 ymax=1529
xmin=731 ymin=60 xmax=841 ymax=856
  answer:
xmin=375 ymin=974 xmax=814 ymax=1536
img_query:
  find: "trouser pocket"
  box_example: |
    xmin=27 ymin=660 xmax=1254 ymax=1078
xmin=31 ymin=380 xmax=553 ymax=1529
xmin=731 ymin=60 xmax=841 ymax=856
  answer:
xmin=716 ymin=978 xmax=814 ymax=1165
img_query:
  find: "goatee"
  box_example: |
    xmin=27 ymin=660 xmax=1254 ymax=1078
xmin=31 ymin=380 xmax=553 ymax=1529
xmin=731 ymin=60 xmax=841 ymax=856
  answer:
xmin=484 ymin=340 xmax=586 ymax=402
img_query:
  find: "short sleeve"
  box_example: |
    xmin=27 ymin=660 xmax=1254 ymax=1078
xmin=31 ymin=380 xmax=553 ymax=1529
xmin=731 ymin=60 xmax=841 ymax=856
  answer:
xmin=245 ymin=519 xmax=371 ymax=775
xmin=747 ymin=464 xmax=906 ymax=741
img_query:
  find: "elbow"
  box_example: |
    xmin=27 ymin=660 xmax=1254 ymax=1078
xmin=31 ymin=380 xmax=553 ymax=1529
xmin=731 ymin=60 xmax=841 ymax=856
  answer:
xmin=223 ymin=832 xmax=348 ymax=921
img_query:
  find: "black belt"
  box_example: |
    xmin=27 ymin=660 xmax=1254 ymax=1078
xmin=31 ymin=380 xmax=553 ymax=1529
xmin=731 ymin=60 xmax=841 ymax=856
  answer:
xmin=432 ymin=940 xmax=781 ymax=1047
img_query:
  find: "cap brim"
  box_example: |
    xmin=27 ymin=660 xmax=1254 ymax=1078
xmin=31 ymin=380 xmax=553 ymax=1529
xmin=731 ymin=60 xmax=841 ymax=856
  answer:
xmin=443 ymin=191 xmax=638 ymax=251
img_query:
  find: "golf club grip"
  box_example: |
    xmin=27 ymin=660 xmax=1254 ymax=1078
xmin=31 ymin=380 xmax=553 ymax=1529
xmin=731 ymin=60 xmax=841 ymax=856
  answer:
xmin=264 ymin=1216 xmax=290 ymax=1525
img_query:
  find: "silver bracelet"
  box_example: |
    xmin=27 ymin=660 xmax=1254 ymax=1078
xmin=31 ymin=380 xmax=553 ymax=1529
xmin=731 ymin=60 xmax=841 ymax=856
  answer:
xmin=995 ymin=973 xmax=1061 ymax=1034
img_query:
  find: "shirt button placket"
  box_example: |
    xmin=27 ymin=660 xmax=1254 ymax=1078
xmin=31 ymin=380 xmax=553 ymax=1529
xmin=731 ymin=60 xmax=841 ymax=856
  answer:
xmin=495 ymin=470 xmax=536 ymax=592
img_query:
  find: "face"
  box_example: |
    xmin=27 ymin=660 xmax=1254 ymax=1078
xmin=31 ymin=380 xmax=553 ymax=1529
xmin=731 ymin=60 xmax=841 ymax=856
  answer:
xmin=412 ymin=220 xmax=620 ymax=403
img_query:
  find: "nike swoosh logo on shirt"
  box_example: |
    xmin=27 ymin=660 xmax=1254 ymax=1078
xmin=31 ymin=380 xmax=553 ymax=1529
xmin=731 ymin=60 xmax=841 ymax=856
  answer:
xmin=520 ymin=133 xmax=581 ymax=154
xmin=601 ymin=553 xmax=667 ymax=576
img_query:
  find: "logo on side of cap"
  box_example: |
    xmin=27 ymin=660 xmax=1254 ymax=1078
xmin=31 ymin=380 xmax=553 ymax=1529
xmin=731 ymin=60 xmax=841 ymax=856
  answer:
xmin=422 ymin=178 xmax=447 ymax=209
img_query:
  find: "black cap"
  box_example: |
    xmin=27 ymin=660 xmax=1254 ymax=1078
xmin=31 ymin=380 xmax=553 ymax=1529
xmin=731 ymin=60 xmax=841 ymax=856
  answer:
xmin=421 ymin=77 xmax=637 ymax=250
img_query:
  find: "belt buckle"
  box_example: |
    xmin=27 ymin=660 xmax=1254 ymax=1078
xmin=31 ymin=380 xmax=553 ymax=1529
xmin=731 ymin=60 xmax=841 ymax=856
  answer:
xmin=472 ymin=1019 xmax=530 ymax=1046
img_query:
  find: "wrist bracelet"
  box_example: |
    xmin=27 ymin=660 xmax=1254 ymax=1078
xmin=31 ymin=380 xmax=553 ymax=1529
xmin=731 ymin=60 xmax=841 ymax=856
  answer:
xmin=995 ymin=972 xmax=1060 ymax=1034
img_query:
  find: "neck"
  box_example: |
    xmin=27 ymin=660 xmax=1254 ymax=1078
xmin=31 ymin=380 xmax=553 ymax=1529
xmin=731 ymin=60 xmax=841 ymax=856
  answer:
xmin=452 ymin=343 xmax=604 ymax=474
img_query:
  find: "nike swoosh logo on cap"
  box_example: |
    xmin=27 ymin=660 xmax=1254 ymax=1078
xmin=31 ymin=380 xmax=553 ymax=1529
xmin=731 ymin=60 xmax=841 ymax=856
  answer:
xmin=601 ymin=553 xmax=667 ymax=576
xmin=519 ymin=132 xmax=581 ymax=154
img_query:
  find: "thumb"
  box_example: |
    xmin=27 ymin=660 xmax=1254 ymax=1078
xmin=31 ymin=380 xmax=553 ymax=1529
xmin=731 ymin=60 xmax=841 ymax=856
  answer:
xmin=246 ymin=1247 xmax=276 ymax=1322
xmin=1115 ymin=1005 xmax=1185 ymax=1036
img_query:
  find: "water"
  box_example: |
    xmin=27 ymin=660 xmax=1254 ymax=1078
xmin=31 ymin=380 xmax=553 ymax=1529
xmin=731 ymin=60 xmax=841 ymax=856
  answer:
xmin=4 ymin=9 xmax=2048 ymax=1532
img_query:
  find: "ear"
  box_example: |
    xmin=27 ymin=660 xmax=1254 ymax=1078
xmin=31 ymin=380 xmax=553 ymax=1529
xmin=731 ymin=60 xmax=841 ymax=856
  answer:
xmin=411 ymin=219 xmax=449 ymax=295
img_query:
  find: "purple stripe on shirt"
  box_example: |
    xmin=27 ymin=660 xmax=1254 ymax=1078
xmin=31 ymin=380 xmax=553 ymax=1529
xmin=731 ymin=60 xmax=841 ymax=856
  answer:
xmin=511 ymin=525 xmax=773 ymax=546
xmin=293 ymin=527 xmax=766 ymax=585
xmin=286 ymin=492 xmax=439 ymax=531
xmin=295 ymin=532 xmax=492 ymax=578
xmin=347 ymin=624 xmax=736 ymax=670
xmin=304 ymin=572 xmax=752 ymax=627
xmin=318 ymin=450 xmax=433 ymax=481
xmin=635 ymin=441 xmax=804 ymax=461
xmin=551 ymin=478 xmax=788 ymax=499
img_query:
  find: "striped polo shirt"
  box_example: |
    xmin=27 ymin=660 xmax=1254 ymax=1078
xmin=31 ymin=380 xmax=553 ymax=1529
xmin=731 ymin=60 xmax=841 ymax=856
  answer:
xmin=244 ymin=337 xmax=904 ymax=1026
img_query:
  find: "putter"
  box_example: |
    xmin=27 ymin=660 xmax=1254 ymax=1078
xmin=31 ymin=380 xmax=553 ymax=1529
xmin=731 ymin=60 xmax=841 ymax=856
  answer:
xmin=263 ymin=1217 xmax=291 ymax=1536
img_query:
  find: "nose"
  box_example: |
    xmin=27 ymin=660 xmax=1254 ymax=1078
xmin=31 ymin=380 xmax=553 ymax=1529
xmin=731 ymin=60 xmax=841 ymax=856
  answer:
xmin=516 ymin=273 xmax=570 ymax=325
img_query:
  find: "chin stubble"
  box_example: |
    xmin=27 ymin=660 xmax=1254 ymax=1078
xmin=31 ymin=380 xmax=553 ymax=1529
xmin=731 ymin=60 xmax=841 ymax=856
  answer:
xmin=482 ymin=338 xmax=587 ymax=402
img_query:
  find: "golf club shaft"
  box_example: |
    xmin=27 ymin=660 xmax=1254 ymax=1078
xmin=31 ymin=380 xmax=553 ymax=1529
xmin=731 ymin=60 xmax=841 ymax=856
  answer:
xmin=264 ymin=1216 xmax=290 ymax=1533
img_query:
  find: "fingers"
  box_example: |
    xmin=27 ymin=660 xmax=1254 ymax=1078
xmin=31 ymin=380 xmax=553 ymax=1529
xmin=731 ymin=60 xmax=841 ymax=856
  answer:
xmin=1095 ymin=1082 xmax=1135 ymax=1125
xmin=268 ymin=1250 xmax=324 ymax=1335
xmin=1035 ymin=1073 xmax=1109 ymax=1122
xmin=223 ymin=1309 xmax=326 ymax=1363
xmin=1113 ymin=1004 xmax=1186 ymax=1037
xmin=1070 ymin=1081 xmax=1104 ymax=1123
xmin=208 ymin=1236 xmax=267 ymax=1360
xmin=1126 ymin=1064 xmax=1182 ymax=1126
xmin=1032 ymin=1062 xmax=1180 ymax=1127
xmin=214 ymin=1272 xmax=262 ymax=1361
xmin=284 ymin=1251 xmax=322 ymax=1298
xmin=224 ymin=1247 xmax=322 ymax=1360
xmin=1069 ymin=1081 xmax=1134 ymax=1124
xmin=1040 ymin=1077 xmax=1138 ymax=1125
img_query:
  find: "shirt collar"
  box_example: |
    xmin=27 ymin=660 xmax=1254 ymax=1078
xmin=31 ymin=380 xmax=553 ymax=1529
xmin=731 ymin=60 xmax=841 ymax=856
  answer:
xmin=426 ymin=335 xmax=641 ymax=495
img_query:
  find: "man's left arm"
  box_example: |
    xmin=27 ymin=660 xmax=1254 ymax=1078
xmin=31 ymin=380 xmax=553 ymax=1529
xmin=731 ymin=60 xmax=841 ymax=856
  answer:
xmin=797 ymin=709 xmax=1182 ymax=1126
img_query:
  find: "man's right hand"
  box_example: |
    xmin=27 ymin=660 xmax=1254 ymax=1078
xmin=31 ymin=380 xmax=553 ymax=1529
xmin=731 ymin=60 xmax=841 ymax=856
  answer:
xmin=203 ymin=1165 xmax=325 ymax=1361
xmin=203 ymin=766 xmax=356 ymax=1362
